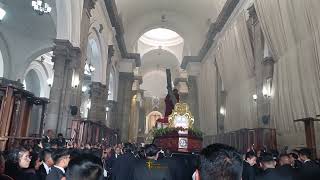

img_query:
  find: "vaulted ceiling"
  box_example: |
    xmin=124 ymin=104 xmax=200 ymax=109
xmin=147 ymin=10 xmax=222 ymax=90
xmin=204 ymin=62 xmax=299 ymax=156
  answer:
xmin=115 ymin=0 xmax=227 ymax=54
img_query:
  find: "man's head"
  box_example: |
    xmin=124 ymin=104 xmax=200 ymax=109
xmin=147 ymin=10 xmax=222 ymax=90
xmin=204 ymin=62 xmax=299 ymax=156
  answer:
xmin=144 ymin=144 xmax=159 ymax=160
xmin=245 ymin=151 xmax=257 ymax=166
xmin=47 ymin=130 xmax=54 ymax=138
xmin=279 ymin=154 xmax=290 ymax=166
xmin=289 ymin=152 xmax=298 ymax=165
xmin=58 ymin=133 xmax=63 ymax=139
xmin=66 ymin=154 xmax=103 ymax=180
xmin=40 ymin=149 xmax=54 ymax=167
xmin=298 ymin=148 xmax=312 ymax=162
xmin=115 ymin=147 xmax=121 ymax=155
xmin=259 ymin=153 xmax=276 ymax=170
xmin=200 ymin=143 xmax=243 ymax=180
xmin=123 ymin=143 xmax=133 ymax=154
xmin=52 ymin=149 xmax=70 ymax=168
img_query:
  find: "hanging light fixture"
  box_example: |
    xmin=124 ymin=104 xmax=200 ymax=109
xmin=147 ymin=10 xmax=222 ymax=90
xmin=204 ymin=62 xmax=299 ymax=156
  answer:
xmin=0 ymin=3 xmax=6 ymax=21
xmin=32 ymin=0 xmax=52 ymax=15
xmin=84 ymin=63 xmax=95 ymax=75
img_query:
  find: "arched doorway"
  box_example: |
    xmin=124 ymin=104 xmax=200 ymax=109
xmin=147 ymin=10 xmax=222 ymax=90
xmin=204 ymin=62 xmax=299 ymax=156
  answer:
xmin=145 ymin=111 xmax=163 ymax=133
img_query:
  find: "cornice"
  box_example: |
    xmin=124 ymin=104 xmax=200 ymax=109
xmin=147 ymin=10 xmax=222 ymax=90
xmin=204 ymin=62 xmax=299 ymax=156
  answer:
xmin=181 ymin=0 xmax=240 ymax=69
xmin=104 ymin=0 xmax=141 ymax=67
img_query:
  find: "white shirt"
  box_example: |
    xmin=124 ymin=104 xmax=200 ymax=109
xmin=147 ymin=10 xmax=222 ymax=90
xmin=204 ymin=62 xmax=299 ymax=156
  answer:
xmin=54 ymin=165 xmax=65 ymax=174
xmin=43 ymin=163 xmax=51 ymax=175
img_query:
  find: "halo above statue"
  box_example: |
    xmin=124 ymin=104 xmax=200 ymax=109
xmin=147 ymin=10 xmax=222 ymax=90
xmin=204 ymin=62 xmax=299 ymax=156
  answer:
xmin=168 ymin=103 xmax=194 ymax=129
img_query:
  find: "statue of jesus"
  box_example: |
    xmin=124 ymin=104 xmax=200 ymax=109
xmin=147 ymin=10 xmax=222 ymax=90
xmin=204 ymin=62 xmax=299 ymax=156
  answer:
xmin=164 ymin=89 xmax=180 ymax=117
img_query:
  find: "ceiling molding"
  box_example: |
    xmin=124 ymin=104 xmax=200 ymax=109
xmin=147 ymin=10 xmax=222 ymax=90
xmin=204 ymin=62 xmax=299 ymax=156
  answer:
xmin=104 ymin=0 xmax=141 ymax=67
xmin=181 ymin=0 xmax=240 ymax=69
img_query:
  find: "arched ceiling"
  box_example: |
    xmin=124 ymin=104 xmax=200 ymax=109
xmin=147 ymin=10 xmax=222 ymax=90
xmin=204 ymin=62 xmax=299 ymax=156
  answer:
xmin=0 ymin=0 xmax=56 ymax=39
xmin=115 ymin=0 xmax=227 ymax=54
xmin=140 ymin=49 xmax=179 ymax=75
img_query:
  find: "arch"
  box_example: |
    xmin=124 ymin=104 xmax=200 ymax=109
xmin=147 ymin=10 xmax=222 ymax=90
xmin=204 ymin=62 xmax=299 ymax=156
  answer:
xmin=0 ymin=33 xmax=11 ymax=78
xmin=24 ymin=69 xmax=41 ymax=97
xmin=17 ymin=47 xmax=53 ymax=81
xmin=88 ymin=26 xmax=108 ymax=84
xmin=145 ymin=111 xmax=163 ymax=133
xmin=24 ymin=60 xmax=52 ymax=98
xmin=87 ymin=38 xmax=103 ymax=83
xmin=108 ymin=67 xmax=116 ymax=100
xmin=140 ymin=47 xmax=180 ymax=63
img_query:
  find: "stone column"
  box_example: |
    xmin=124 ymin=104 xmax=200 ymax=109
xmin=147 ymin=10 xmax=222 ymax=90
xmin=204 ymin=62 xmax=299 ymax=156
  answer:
xmin=107 ymin=100 xmax=117 ymax=128
xmin=116 ymin=72 xmax=134 ymax=142
xmin=88 ymin=82 xmax=108 ymax=123
xmin=45 ymin=40 xmax=80 ymax=135
xmin=187 ymin=76 xmax=200 ymax=129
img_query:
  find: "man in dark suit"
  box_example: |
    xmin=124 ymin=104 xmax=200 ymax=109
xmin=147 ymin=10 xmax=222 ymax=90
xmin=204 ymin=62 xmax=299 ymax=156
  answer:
xmin=46 ymin=149 xmax=70 ymax=180
xmin=133 ymin=144 xmax=174 ymax=180
xmin=276 ymin=154 xmax=296 ymax=178
xmin=56 ymin=134 xmax=66 ymax=148
xmin=242 ymin=151 xmax=257 ymax=180
xmin=297 ymin=148 xmax=320 ymax=180
xmin=37 ymin=149 xmax=54 ymax=180
xmin=256 ymin=153 xmax=292 ymax=180
xmin=111 ymin=143 xmax=137 ymax=180
xmin=200 ymin=143 xmax=243 ymax=180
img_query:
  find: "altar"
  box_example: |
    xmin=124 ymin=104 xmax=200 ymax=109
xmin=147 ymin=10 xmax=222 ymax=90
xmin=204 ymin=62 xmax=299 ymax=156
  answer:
xmin=153 ymin=103 xmax=203 ymax=152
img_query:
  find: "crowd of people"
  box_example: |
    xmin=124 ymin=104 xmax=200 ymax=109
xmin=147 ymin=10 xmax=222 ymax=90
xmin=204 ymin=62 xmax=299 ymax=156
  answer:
xmin=0 ymin=132 xmax=319 ymax=180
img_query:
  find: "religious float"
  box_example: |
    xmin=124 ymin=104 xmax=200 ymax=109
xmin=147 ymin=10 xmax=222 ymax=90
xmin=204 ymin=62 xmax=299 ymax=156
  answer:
xmin=151 ymin=69 xmax=203 ymax=153
xmin=153 ymin=103 xmax=203 ymax=153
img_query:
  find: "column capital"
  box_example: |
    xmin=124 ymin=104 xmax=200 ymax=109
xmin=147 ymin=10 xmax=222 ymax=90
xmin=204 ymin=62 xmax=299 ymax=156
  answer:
xmin=52 ymin=39 xmax=81 ymax=64
xmin=186 ymin=62 xmax=201 ymax=77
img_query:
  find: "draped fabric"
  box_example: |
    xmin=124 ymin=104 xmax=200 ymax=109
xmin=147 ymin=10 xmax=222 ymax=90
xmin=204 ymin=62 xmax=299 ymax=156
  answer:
xmin=254 ymin=0 xmax=320 ymax=134
xmin=198 ymin=59 xmax=218 ymax=136
xmin=214 ymin=12 xmax=256 ymax=131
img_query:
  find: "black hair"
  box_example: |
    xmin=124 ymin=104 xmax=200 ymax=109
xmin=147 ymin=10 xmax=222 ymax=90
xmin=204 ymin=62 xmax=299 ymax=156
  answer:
xmin=123 ymin=143 xmax=134 ymax=154
xmin=28 ymin=151 xmax=40 ymax=169
xmin=289 ymin=153 xmax=298 ymax=159
xmin=57 ymin=133 xmax=63 ymax=137
xmin=144 ymin=144 xmax=159 ymax=157
xmin=259 ymin=153 xmax=274 ymax=163
xmin=298 ymin=148 xmax=312 ymax=159
xmin=245 ymin=151 xmax=256 ymax=160
xmin=66 ymin=154 xmax=103 ymax=180
xmin=40 ymin=149 xmax=52 ymax=162
xmin=4 ymin=147 xmax=28 ymax=179
xmin=200 ymin=143 xmax=243 ymax=180
xmin=52 ymin=148 xmax=69 ymax=164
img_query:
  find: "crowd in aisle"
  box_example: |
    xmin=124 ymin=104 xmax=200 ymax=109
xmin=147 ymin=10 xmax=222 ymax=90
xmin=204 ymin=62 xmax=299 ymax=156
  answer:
xmin=0 ymin=131 xmax=319 ymax=180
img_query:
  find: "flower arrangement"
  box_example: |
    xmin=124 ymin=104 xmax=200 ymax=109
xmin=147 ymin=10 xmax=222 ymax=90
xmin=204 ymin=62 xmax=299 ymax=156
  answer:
xmin=152 ymin=127 xmax=204 ymax=138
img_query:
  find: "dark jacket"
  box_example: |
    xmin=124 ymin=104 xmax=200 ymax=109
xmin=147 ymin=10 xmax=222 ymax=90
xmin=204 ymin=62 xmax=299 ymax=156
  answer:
xmin=46 ymin=166 xmax=65 ymax=180
xmin=37 ymin=164 xmax=48 ymax=180
xmin=242 ymin=161 xmax=256 ymax=180
xmin=297 ymin=160 xmax=320 ymax=180
xmin=111 ymin=153 xmax=137 ymax=180
xmin=132 ymin=159 xmax=173 ymax=180
xmin=276 ymin=164 xmax=297 ymax=178
xmin=256 ymin=168 xmax=293 ymax=180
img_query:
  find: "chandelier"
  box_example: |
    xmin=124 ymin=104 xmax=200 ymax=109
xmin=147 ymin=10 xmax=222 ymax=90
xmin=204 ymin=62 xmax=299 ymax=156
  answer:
xmin=32 ymin=0 xmax=52 ymax=15
xmin=84 ymin=63 xmax=95 ymax=75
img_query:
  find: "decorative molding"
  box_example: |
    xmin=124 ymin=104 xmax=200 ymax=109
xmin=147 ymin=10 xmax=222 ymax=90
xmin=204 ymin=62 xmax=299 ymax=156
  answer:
xmin=181 ymin=0 xmax=240 ymax=69
xmin=180 ymin=56 xmax=200 ymax=69
xmin=104 ymin=0 xmax=141 ymax=67
xmin=174 ymin=77 xmax=188 ymax=86
xmin=52 ymin=39 xmax=81 ymax=64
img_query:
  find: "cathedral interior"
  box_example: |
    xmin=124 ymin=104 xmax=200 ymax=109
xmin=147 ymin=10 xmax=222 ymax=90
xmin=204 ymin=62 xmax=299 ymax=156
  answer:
xmin=0 ymin=0 xmax=320 ymax=156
